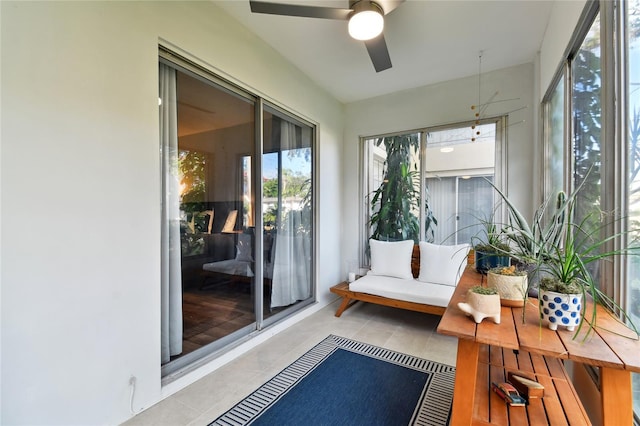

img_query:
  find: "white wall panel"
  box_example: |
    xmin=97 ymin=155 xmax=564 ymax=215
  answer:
xmin=0 ymin=2 xmax=343 ymax=424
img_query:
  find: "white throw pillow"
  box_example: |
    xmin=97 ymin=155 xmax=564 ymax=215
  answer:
xmin=418 ymin=242 xmax=470 ymax=286
xmin=368 ymin=239 xmax=414 ymax=280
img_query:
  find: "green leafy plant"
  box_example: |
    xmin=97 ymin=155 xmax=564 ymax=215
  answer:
xmin=468 ymin=208 xmax=512 ymax=275
xmin=541 ymin=204 xmax=640 ymax=337
xmin=368 ymin=134 xmax=437 ymax=243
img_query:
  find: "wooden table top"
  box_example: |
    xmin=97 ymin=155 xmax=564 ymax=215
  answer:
xmin=437 ymin=266 xmax=640 ymax=372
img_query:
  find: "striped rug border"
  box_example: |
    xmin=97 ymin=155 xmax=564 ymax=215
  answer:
xmin=209 ymin=334 xmax=455 ymax=426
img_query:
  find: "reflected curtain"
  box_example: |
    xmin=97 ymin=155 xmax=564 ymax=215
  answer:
xmin=271 ymin=121 xmax=311 ymax=308
xmin=427 ymin=177 xmax=456 ymax=244
xmin=427 ymin=176 xmax=494 ymax=245
xmin=160 ymin=63 xmax=183 ymax=363
xmin=457 ymin=176 xmax=494 ymax=245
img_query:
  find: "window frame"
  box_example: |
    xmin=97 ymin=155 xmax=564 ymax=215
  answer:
xmin=541 ymin=0 xmax=628 ymax=306
xmin=358 ymin=116 xmax=507 ymax=267
xmin=540 ymin=2 xmax=640 ymax=420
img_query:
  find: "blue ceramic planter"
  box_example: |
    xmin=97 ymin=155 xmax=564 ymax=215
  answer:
xmin=474 ymin=251 xmax=511 ymax=275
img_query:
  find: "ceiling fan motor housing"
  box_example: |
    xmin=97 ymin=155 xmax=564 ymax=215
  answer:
xmin=349 ymin=0 xmax=384 ymax=15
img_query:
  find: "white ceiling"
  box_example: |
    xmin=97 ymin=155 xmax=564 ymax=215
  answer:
xmin=215 ymin=0 xmax=555 ymax=104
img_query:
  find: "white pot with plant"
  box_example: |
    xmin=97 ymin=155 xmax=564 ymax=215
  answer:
xmin=538 ymin=278 xmax=583 ymax=331
xmin=458 ymin=285 xmax=501 ymax=324
xmin=487 ymin=265 xmax=529 ymax=307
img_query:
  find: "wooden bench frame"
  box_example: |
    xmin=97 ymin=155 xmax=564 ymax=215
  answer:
xmin=330 ymin=245 xmax=472 ymax=317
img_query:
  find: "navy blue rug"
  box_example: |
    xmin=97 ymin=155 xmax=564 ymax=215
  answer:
xmin=209 ymin=335 xmax=455 ymax=426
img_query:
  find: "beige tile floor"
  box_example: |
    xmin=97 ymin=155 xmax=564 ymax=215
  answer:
xmin=122 ymin=299 xmax=459 ymax=426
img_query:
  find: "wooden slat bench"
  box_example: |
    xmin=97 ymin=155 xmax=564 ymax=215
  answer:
xmin=438 ymin=266 xmax=640 ymax=425
xmin=474 ymin=345 xmax=590 ymax=425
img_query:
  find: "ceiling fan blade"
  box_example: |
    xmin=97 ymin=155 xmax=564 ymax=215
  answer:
xmin=250 ymin=1 xmax=351 ymax=20
xmin=364 ymin=34 xmax=392 ymax=72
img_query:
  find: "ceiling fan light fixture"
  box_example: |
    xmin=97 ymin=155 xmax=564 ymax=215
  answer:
xmin=348 ymin=1 xmax=384 ymax=41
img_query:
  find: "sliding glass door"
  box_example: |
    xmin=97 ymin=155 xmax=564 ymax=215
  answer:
xmin=160 ymin=51 xmax=315 ymax=377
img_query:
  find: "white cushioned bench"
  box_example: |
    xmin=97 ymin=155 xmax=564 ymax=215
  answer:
xmin=330 ymin=240 xmax=471 ymax=317
xmin=349 ymin=275 xmax=455 ymax=307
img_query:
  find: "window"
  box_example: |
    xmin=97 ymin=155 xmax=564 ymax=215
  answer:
xmin=626 ymin=0 xmax=640 ymax=415
xmin=572 ymin=13 xmax=602 ymax=282
xmin=362 ymin=118 xmax=505 ymax=263
xmin=542 ymin=1 xmax=640 ymax=419
xmin=543 ymin=75 xmax=565 ymax=201
xmin=425 ymin=121 xmax=502 ymax=246
xmin=365 ymin=132 xmax=421 ymax=244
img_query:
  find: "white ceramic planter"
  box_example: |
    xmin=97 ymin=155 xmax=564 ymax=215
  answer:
xmin=457 ymin=290 xmax=501 ymax=324
xmin=539 ymin=290 xmax=583 ymax=331
xmin=487 ymin=272 xmax=528 ymax=307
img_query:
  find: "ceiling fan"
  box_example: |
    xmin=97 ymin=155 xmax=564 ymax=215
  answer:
xmin=249 ymin=0 xmax=405 ymax=72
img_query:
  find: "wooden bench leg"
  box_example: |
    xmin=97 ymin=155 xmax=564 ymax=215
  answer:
xmin=334 ymin=296 xmax=357 ymax=317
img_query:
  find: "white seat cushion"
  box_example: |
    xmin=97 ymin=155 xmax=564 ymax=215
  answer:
xmin=350 ymin=274 xmax=454 ymax=307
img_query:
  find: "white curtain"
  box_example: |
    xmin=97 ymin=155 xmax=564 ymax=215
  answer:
xmin=271 ymin=211 xmax=311 ymax=307
xmin=160 ymin=63 xmax=183 ymax=363
xmin=270 ymin=121 xmax=311 ymax=308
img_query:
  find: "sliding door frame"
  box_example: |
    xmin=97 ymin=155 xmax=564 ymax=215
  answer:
xmin=159 ymin=46 xmax=317 ymax=382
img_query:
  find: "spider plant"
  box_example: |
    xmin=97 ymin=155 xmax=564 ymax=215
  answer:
xmin=539 ymin=202 xmax=640 ymax=339
xmin=490 ymin=176 xmax=639 ymax=339
xmin=470 ymin=209 xmax=511 ymax=274
xmin=471 ymin=209 xmax=511 ymax=255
